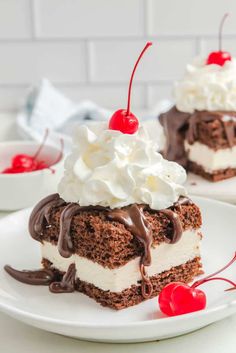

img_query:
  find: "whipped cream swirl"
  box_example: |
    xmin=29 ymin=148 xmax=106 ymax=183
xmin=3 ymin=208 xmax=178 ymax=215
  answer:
xmin=58 ymin=123 xmax=186 ymax=210
xmin=175 ymin=57 xmax=236 ymax=113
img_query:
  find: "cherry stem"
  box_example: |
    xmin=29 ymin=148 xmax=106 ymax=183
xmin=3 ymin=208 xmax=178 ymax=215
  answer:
xmin=219 ymin=13 xmax=229 ymax=52
xmin=33 ymin=129 xmax=49 ymax=160
xmin=192 ymin=276 xmax=236 ymax=289
xmin=126 ymin=42 xmax=152 ymax=116
xmin=192 ymin=252 xmax=236 ymax=288
xmin=225 ymin=287 xmax=236 ymax=292
xmin=51 ymin=138 xmax=64 ymax=166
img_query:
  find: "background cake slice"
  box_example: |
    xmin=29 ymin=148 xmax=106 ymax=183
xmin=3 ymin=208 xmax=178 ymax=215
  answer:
xmin=160 ymin=55 xmax=236 ymax=182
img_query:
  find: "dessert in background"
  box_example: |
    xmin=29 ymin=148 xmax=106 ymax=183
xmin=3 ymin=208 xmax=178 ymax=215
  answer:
xmin=4 ymin=43 xmax=203 ymax=310
xmin=160 ymin=14 xmax=236 ymax=182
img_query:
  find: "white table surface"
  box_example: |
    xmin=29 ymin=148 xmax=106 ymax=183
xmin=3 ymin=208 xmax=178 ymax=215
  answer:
xmin=0 ymin=112 xmax=236 ymax=352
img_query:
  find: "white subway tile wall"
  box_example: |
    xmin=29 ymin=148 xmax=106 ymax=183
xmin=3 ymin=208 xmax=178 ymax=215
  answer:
xmin=0 ymin=0 xmax=236 ymax=112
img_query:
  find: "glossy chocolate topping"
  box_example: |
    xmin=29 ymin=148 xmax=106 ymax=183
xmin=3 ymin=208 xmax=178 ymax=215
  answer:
xmin=49 ymin=263 xmax=76 ymax=293
xmin=140 ymin=263 xmax=153 ymax=298
xmin=108 ymin=204 xmax=154 ymax=297
xmin=159 ymin=106 xmax=236 ymax=167
xmin=58 ymin=203 xmax=106 ymax=258
xmin=159 ymin=106 xmax=190 ymax=167
xmin=108 ymin=204 xmax=152 ymax=266
xmin=159 ymin=209 xmax=183 ymax=244
xmin=4 ymin=265 xmax=56 ymax=285
xmin=29 ymin=193 xmax=65 ymax=241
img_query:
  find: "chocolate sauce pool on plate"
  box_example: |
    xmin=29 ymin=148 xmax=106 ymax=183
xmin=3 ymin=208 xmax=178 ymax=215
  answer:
xmin=4 ymin=265 xmax=56 ymax=285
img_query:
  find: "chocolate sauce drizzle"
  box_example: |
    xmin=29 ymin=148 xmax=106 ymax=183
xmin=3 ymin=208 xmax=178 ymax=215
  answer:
xmin=159 ymin=106 xmax=236 ymax=168
xmin=6 ymin=194 xmax=190 ymax=300
xmin=58 ymin=203 xmax=106 ymax=258
xmin=49 ymin=263 xmax=76 ymax=293
xmin=29 ymin=193 xmax=66 ymax=241
xmin=4 ymin=265 xmax=56 ymax=285
xmin=108 ymin=204 xmax=153 ymax=298
xmin=108 ymin=204 xmax=152 ymax=266
xmin=159 ymin=209 xmax=183 ymax=244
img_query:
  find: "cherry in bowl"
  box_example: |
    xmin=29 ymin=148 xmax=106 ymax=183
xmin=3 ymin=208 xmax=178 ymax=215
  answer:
xmin=0 ymin=141 xmax=64 ymax=211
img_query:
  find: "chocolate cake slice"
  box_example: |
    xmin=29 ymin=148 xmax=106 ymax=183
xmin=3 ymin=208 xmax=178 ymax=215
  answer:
xmin=160 ymin=55 xmax=236 ymax=182
xmin=160 ymin=107 xmax=236 ymax=182
xmin=4 ymin=121 xmax=203 ymax=310
xmin=4 ymin=44 xmax=204 ymax=311
xmin=28 ymin=193 xmax=202 ymax=310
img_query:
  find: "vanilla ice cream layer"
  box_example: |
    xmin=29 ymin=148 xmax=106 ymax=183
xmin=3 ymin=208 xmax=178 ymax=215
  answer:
xmin=41 ymin=229 xmax=201 ymax=292
xmin=185 ymin=141 xmax=236 ymax=173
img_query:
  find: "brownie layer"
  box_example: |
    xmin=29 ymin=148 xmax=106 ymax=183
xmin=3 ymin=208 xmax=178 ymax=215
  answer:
xmin=187 ymin=111 xmax=236 ymax=150
xmin=188 ymin=161 xmax=236 ymax=182
xmin=159 ymin=106 xmax=236 ymax=169
xmin=39 ymin=201 xmax=202 ymax=269
xmin=43 ymin=257 xmax=202 ymax=310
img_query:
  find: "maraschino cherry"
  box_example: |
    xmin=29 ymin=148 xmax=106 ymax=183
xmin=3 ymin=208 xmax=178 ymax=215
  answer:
xmin=158 ymin=252 xmax=236 ymax=316
xmin=206 ymin=13 xmax=231 ymax=66
xmin=2 ymin=130 xmax=63 ymax=174
xmin=109 ymin=42 xmax=152 ymax=134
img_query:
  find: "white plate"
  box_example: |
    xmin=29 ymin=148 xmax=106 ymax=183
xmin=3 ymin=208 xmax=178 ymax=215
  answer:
xmin=0 ymin=197 xmax=236 ymax=343
xmin=186 ymin=174 xmax=236 ymax=204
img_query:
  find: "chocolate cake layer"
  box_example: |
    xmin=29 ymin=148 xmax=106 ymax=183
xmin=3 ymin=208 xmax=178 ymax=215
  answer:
xmin=188 ymin=161 xmax=236 ymax=182
xmin=159 ymin=106 xmax=236 ymax=167
xmin=187 ymin=111 xmax=236 ymax=150
xmin=38 ymin=201 xmax=202 ymax=269
xmin=43 ymin=257 xmax=202 ymax=310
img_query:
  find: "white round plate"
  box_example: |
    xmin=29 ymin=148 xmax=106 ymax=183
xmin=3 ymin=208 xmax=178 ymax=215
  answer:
xmin=186 ymin=174 xmax=236 ymax=204
xmin=0 ymin=197 xmax=236 ymax=343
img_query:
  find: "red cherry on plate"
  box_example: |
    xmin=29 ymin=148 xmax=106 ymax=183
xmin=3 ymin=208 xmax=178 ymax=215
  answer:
xmin=158 ymin=252 xmax=236 ymax=317
xmin=158 ymin=282 xmax=182 ymax=316
xmin=158 ymin=282 xmax=206 ymax=316
xmin=206 ymin=13 xmax=231 ymax=66
xmin=171 ymin=284 xmax=206 ymax=316
xmin=109 ymin=42 xmax=152 ymax=134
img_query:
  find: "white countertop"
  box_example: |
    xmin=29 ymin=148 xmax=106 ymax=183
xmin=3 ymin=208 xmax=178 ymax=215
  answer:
xmin=0 ymin=112 xmax=236 ymax=352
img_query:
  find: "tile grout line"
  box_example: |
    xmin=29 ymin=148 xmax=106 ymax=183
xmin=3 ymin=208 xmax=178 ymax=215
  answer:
xmin=0 ymin=34 xmax=235 ymax=43
xmin=84 ymin=40 xmax=90 ymax=83
xmin=142 ymin=0 xmax=148 ymax=37
xmin=28 ymin=0 xmax=36 ymax=39
xmin=30 ymin=0 xmax=39 ymax=39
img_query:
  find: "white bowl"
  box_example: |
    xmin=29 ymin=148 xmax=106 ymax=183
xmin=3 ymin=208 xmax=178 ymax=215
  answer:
xmin=0 ymin=141 xmax=65 ymax=211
